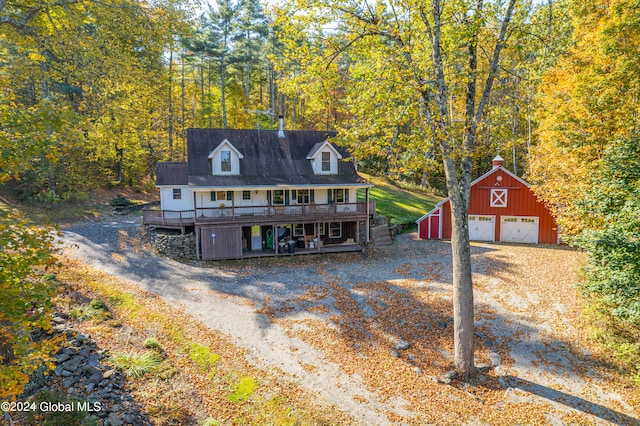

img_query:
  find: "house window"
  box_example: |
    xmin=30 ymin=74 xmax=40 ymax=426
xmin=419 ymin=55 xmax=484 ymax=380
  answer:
xmin=173 ymin=188 xmax=182 ymax=200
xmin=220 ymin=150 xmax=231 ymax=172
xmin=329 ymin=222 xmax=341 ymax=238
xmin=293 ymin=224 xmax=305 ymax=237
xmin=329 ymin=188 xmax=347 ymax=203
xmin=322 ymin=152 xmax=331 ymax=171
xmin=490 ymin=189 xmax=508 ymax=208
xmin=242 ymin=190 xmax=251 ymax=200
xmin=273 ymin=190 xmax=284 ymax=205
xmin=211 ymin=191 xmax=233 ymax=201
xmin=297 ymin=189 xmax=310 ymax=204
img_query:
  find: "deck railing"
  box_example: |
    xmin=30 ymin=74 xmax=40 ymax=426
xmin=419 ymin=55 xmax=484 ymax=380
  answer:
xmin=143 ymin=201 xmax=374 ymax=227
xmin=142 ymin=209 xmax=195 ymax=227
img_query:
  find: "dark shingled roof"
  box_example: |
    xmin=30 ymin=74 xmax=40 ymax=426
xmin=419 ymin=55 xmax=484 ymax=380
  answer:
xmin=155 ymin=128 xmax=365 ymax=187
xmin=156 ymin=162 xmax=188 ymax=186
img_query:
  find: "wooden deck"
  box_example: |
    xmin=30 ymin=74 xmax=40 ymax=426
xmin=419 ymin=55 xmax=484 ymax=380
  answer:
xmin=142 ymin=202 xmax=372 ymax=229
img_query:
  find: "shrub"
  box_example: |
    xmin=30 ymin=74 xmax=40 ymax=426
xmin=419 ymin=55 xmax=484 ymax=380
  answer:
xmin=0 ymin=218 xmax=60 ymax=399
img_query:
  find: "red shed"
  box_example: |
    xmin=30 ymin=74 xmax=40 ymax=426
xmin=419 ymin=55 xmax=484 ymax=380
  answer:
xmin=417 ymin=155 xmax=558 ymax=244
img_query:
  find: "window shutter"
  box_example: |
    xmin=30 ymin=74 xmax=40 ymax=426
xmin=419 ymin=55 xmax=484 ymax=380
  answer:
xmin=210 ymin=191 xmax=216 ymax=201
xmin=328 ymin=189 xmax=333 ymax=203
xmin=227 ymin=191 xmax=233 ymax=201
xmin=285 ymin=190 xmax=290 ymax=205
xmin=310 ymin=190 xmax=315 ymax=203
xmin=345 ymin=189 xmax=349 ymax=203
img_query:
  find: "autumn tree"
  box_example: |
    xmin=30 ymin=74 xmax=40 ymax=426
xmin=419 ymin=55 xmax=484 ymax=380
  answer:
xmin=529 ymin=0 xmax=640 ymax=329
xmin=275 ymin=0 xmax=521 ymax=380
xmin=0 ymin=218 xmax=60 ymax=399
xmin=1 ymin=0 xmax=192 ymax=197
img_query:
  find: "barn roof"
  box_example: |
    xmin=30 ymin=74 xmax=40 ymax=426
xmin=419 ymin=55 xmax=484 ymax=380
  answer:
xmin=416 ymin=162 xmax=531 ymax=224
xmin=156 ymin=128 xmax=367 ymax=187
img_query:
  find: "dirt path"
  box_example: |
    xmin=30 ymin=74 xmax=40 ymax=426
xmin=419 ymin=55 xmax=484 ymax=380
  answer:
xmin=62 ymin=216 xmax=639 ymax=425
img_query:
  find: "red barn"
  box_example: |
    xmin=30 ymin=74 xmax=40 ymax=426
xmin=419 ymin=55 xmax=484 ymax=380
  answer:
xmin=417 ymin=155 xmax=559 ymax=244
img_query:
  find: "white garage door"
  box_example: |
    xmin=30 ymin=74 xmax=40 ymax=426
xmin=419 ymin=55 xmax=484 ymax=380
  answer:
xmin=468 ymin=215 xmax=495 ymax=241
xmin=501 ymin=216 xmax=539 ymax=244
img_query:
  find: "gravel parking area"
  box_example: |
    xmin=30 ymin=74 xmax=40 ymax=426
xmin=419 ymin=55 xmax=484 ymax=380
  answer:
xmin=62 ymin=216 xmax=639 ymax=425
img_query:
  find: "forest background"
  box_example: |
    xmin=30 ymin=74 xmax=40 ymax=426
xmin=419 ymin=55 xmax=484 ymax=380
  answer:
xmin=1 ymin=0 xmax=639 ymax=396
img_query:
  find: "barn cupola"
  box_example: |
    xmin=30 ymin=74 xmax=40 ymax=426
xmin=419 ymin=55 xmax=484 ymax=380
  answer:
xmin=492 ymin=154 xmax=504 ymax=169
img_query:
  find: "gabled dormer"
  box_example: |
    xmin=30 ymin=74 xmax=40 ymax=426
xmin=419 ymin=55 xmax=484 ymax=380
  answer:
xmin=307 ymin=141 xmax=342 ymax=175
xmin=208 ymin=139 xmax=243 ymax=175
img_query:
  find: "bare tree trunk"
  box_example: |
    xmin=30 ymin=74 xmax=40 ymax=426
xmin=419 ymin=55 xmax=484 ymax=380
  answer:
xmin=220 ymin=61 xmax=227 ymax=128
xmin=181 ymin=56 xmax=186 ymax=159
xmin=168 ymin=49 xmax=174 ymax=159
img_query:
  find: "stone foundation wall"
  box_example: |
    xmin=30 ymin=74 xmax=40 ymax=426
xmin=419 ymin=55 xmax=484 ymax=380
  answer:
xmin=150 ymin=232 xmax=196 ymax=260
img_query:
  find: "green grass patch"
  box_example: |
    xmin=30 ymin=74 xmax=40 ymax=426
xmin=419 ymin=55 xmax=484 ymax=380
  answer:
xmin=144 ymin=337 xmax=163 ymax=351
xmin=227 ymin=376 xmax=258 ymax=402
xmin=358 ymin=173 xmax=442 ymax=225
xmin=110 ymin=351 xmax=164 ymax=378
xmin=189 ymin=343 xmax=221 ymax=372
xmin=68 ymin=299 xmax=112 ymax=323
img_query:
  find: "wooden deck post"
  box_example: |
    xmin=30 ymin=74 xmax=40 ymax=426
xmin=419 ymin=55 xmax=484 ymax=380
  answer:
xmin=365 ymin=187 xmax=370 ymax=243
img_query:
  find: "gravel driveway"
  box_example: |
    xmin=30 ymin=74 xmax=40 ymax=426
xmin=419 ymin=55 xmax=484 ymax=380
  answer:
xmin=62 ymin=215 xmax=639 ymax=425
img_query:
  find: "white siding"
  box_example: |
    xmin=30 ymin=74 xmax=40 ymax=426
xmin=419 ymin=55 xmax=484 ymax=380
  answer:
xmin=160 ymin=187 xmax=194 ymax=211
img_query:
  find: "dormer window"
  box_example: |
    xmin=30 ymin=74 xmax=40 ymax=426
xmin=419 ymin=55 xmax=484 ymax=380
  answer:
xmin=208 ymin=139 xmax=243 ymax=175
xmin=307 ymin=141 xmax=342 ymax=175
xmin=322 ymin=152 xmax=331 ymax=171
xmin=221 ymin=150 xmax=231 ymax=172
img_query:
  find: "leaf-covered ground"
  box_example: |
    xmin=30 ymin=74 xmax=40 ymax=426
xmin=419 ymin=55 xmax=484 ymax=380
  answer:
xmin=62 ymin=217 xmax=640 ymax=425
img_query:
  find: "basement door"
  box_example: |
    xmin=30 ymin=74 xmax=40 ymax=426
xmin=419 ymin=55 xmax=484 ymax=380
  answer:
xmin=500 ymin=216 xmax=539 ymax=244
xmin=468 ymin=215 xmax=495 ymax=241
xmin=200 ymin=226 xmax=242 ymax=260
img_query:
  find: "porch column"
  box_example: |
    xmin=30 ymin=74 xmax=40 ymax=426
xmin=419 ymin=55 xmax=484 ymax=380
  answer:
xmin=274 ymin=224 xmax=279 ymax=256
xmin=195 ymin=227 xmax=201 ymax=261
xmin=193 ymin=191 xmax=198 ymax=221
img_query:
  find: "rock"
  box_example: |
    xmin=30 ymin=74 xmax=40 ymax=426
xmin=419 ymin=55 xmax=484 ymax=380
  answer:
xmin=394 ymin=340 xmax=411 ymax=351
xmin=413 ymin=367 xmax=423 ymax=375
xmin=54 ymin=324 xmax=67 ymax=332
xmin=441 ymin=370 xmax=458 ymax=384
xmin=63 ymin=377 xmax=77 ymax=388
xmin=103 ymin=369 xmax=116 ymax=379
xmin=494 ymin=365 xmax=507 ymax=377
xmin=475 ymin=363 xmax=491 ymax=373
xmin=390 ymin=350 xmax=400 ymax=358
xmin=88 ymin=371 xmax=104 ymax=384
xmin=87 ymin=354 xmax=100 ymax=367
xmin=488 ymin=352 xmax=502 ymax=367
xmin=437 ymin=321 xmax=448 ymax=329
xmin=52 ymin=316 xmax=66 ymax=324
xmin=62 ymin=357 xmax=83 ymax=372
xmin=56 ymin=352 xmax=71 ymax=364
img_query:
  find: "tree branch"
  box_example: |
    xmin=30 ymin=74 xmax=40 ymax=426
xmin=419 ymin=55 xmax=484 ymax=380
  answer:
xmin=0 ymin=0 xmax=87 ymax=32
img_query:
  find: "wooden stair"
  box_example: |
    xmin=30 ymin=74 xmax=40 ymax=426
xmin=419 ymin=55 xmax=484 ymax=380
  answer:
xmin=371 ymin=224 xmax=392 ymax=246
